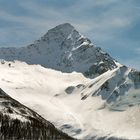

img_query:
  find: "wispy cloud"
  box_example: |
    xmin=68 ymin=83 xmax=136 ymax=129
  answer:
xmin=0 ymin=0 xmax=140 ymax=70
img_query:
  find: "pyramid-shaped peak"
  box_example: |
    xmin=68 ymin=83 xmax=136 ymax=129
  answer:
xmin=43 ymin=23 xmax=80 ymax=42
xmin=53 ymin=23 xmax=75 ymax=30
xmin=56 ymin=23 xmax=74 ymax=28
xmin=46 ymin=23 xmax=76 ymax=36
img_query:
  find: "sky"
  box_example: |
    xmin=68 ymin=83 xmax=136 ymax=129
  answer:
xmin=0 ymin=0 xmax=140 ymax=70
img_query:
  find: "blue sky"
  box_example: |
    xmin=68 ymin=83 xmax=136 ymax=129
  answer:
xmin=0 ymin=0 xmax=140 ymax=70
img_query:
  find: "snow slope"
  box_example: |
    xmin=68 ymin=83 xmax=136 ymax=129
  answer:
xmin=0 ymin=61 xmax=140 ymax=140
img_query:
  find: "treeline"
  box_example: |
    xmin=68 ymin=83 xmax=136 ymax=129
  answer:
xmin=0 ymin=113 xmax=75 ymax=140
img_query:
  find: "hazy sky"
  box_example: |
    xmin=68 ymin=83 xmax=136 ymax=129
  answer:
xmin=0 ymin=0 xmax=140 ymax=70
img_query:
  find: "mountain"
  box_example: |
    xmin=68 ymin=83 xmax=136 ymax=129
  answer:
xmin=0 ymin=23 xmax=140 ymax=140
xmin=0 ymin=88 xmax=75 ymax=140
xmin=0 ymin=23 xmax=117 ymax=78
xmin=0 ymin=60 xmax=140 ymax=140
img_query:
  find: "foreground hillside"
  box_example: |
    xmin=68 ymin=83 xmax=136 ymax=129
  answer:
xmin=0 ymin=88 xmax=74 ymax=140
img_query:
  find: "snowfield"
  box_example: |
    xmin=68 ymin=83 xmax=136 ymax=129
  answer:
xmin=1 ymin=61 xmax=140 ymax=140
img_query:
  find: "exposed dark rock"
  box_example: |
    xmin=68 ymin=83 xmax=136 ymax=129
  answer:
xmin=65 ymin=86 xmax=75 ymax=94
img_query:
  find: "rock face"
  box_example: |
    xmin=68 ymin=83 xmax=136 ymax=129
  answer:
xmin=70 ymin=65 xmax=140 ymax=111
xmin=0 ymin=23 xmax=116 ymax=77
xmin=0 ymin=88 xmax=74 ymax=140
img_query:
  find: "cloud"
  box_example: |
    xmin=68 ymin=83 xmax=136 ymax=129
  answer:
xmin=0 ymin=1 xmax=136 ymax=41
xmin=134 ymin=48 xmax=140 ymax=55
xmin=0 ymin=0 xmax=140 ymax=70
xmin=0 ymin=0 xmax=135 ymax=33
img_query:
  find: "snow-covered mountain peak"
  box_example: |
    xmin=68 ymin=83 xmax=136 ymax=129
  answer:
xmin=41 ymin=23 xmax=76 ymax=44
xmin=40 ymin=23 xmax=89 ymax=49
xmin=0 ymin=23 xmax=117 ymax=77
xmin=50 ymin=23 xmax=74 ymax=31
xmin=45 ymin=23 xmax=75 ymax=37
